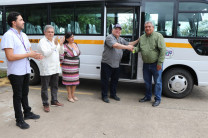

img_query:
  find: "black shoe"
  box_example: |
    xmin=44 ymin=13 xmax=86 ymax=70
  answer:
xmin=102 ymin=97 xmax=110 ymax=103
xmin=110 ymin=95 xmax=120 ymax=101
xmin=24 ymin=112 xmax=40 ymax=120
xmin=152 ymin=100 xmax=160 ymax=107
xmin=139 ymin=97 xmax=151 ymax=102
xmin=16 ymin=120 xmax=30 ymax=129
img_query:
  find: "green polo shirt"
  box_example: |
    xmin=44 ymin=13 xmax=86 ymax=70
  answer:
xmin=134 ymin=32 xmax=166 ymax=66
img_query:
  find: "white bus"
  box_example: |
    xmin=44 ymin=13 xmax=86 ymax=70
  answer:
xmin=1 ymin=0 xmax=208 ymax=98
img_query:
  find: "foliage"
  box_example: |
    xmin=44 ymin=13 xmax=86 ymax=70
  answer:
xmin=107 ymin=16 xmax=133 ymax=35
xmin=78 ymin=14 xmax=101 ymax=34
xmin=52 ymin=15 xmax=73 ymax=27
xmin=0 ymin=70 xmax=7 ymax=78
xmin=121 ymin=17 xmax=133 ymax=35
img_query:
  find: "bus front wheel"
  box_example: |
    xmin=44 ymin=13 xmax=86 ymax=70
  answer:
xmin=29 ymin=62 xmax=40 ymax=85
xmin=162 ymin=68 xmax=193 ymax=98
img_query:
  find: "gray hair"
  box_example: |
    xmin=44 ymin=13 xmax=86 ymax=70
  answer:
xmin=44 ymin=25 xmax=54 ymax=32
xmin=144 ymin=21 xmax=154 ymax=27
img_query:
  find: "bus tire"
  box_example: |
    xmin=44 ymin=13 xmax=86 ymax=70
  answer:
xmin=29 ymin=62 xmax=40 ymax=85
xmin=162 ymin=68 xmax=193 ymax=98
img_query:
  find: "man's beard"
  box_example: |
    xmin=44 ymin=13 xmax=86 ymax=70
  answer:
xmin=16 ymin=25 xmax=24 ymax=30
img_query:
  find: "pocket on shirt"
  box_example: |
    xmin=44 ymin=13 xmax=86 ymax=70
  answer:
xmin=140 ymin=42 xmax=148 ymax=51
xmin=149 ymin=40 xmax=157 ymax=50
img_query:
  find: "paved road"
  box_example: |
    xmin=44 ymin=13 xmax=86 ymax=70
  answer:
xmin=0 ymin=78 xmax=208 ymax=138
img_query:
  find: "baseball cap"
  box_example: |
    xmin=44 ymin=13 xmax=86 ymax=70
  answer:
xmin=113 ymin=24 xmax=122 ymax=30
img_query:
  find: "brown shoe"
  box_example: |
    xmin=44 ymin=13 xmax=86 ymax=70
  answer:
xmin=51 ymin=101 xmax=64 ymax=107
xmin=43 ymin=106 xmax=50 ymax=112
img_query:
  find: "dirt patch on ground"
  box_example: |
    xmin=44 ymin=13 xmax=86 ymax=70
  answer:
xmin=0 ymin=77 xmax=10 ymax=86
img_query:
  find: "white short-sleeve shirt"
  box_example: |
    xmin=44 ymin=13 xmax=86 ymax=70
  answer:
xmin=1 ymin=28 xmax=31 ymax=76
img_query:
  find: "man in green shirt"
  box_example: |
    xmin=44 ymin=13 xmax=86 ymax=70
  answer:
xmin=134 ymin=21 xmax=166 ymax=107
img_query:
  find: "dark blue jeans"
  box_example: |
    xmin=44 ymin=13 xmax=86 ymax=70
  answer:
xmin=8 ymin=74 xmax=32 ymax=122
xmin=101 ymin=63 xmax=120 ymax=99
xmin=143 ymin=62 xmax=163 ymax=101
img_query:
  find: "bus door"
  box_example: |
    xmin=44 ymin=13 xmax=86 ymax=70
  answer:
xmin=106 ymin=3 xmax=140 ymax=79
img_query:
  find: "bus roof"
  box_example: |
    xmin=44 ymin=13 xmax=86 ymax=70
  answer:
xmin=0 ymin=0 xmax=92 ymax=5
xmin=1 ymin=0 xmax=208 ymax=6
xmin=0 ymin=0 xmax=140 ymax=6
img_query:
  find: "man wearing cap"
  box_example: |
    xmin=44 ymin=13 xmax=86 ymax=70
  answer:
xmin=101 ymin=24 xmax=139 ymax=103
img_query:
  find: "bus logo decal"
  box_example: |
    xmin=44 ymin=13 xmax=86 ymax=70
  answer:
xmin=166 ymin=48 xmax=174 ymax=59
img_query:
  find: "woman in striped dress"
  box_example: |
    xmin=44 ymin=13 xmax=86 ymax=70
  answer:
xmin=60 ymin=32 xmax=80 ymax=102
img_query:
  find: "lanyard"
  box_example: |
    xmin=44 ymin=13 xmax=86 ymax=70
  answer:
xmin=46 ymin=38 xmax=57 ymax=52
xmin=10 ymin=28 xmax=29 ymax=52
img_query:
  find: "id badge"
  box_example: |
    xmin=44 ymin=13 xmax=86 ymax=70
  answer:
xmin=73 ymin=49 xmax=78 ymax=56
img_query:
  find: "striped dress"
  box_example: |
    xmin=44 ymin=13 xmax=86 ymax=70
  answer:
xmin=60 ymin=43 xmax=80 ymax=86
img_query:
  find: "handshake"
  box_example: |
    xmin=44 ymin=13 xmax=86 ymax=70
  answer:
xmin=126 ymin=45 xmax=135 ymax=52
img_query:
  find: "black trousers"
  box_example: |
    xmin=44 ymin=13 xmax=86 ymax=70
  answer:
xmin=41 ymin=73 xmax=59 ymax=106
xmin=101 ymin=63 xmax=120 ymax=99
xmin=8 ymin=74 xmax=31 ymax=122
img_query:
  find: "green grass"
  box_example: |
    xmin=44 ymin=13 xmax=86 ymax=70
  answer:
xmin=0 ymin=70 xmax=7 ymax=78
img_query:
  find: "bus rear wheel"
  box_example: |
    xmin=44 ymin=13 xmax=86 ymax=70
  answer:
xmin=29 ymin=62 xmax=40 ymax=85
xmin=162 ymin=68 xmax=193 ymax=98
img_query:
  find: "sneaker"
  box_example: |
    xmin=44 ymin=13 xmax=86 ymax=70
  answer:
xmin=16 ymin=120 xmax=30 ymax=129
xmin=24 ymin=112 xmax=40 ymax=120
xmin=43 ymin=105 xmax=50 ymax=112
xmin=51 ymin=101 xmax=64 ymax=107
xmin=110 ymin=95 xmax=120 ymax=101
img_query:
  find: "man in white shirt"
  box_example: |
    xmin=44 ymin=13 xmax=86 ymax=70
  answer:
xmin=37 ymin=25 xmax=65 ymax=112
xmin=1 ymin=12 xmax=42 ymax=129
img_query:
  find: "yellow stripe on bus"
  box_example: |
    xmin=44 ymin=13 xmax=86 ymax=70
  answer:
xmin=29 ymin=39 xmax=40 ymax=43
xmin=27 ymin=40 xmax=193 ymax=48
xmin=166 ymin=42 xmax=192 ymax=48
xmin=1 ymin=38 xmax=104 ymax=44
xmin=74 ymin=40 xmax=104 ymax=44
xmin=28 ymin=39 xmax=104 ymax=45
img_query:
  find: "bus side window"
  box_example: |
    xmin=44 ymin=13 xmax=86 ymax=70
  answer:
xmin=177 ymin=2 xmax=208 ymax=38
xmin=144 ymin=1 xmax=174 ymax=37
xmin=51 ymin=3 xmax=74 ymax=34
xmin=189 ymin=40 xmax=208 ymax=56
xmin=50 ymin=3 xmax=101 ymax=35
xmin=75 ymin=3 xmax=102 ymax=35
xmin=25 ymin=5 xmax=47 ymax=35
